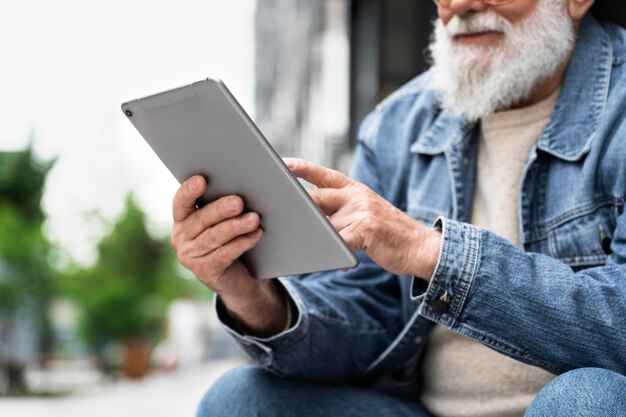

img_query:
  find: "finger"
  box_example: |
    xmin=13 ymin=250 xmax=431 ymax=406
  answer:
xmin=183 ymin=195 xmax=244 ymax=240
xmin=173 ymin=175 xmax=207 ymax=223
xmin=190 ymin=212 xmax=260 ymax=257
xmin=201 ymin=228 xmax=264 ymax=273
xmin=338 ymin=225 xmax=365 ymax=251
xmin=284 ymin=158 xmax=351 ymax=189
xmin=326 ymin=210 xmax=354 ymax=233
xmin=307 ymin=188 xmax=348 ymax=216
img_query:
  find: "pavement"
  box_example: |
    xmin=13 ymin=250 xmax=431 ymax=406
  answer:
xmin=0 ymin=358 xmax=246 ymax=417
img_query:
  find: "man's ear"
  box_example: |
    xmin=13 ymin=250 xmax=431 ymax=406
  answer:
xmin=568 ymin=0 xmax=595 ymax=22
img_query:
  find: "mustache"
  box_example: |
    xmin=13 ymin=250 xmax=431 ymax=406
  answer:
xmin=444 ymin=13 xmax=511 ymax=36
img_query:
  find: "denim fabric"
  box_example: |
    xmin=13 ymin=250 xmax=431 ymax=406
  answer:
xmin=525 ymin=368 xmax=626 ymax=416
xmin=216 ymin=14 xmax=626 ymax=395
xmin=196 ymin=365 xmax=433 ymax=417
xmin=196 ymin=367 xmax=626 ymax=417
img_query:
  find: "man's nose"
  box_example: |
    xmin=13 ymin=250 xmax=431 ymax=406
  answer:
xmin=446 ymin=0 xmax=489 ymax=16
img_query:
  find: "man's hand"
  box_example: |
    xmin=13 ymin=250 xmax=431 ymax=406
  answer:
xmin=285 ymin=158 xmax=442 ymax=281
xmin=171 ymin=175 xmax=287 ymax=337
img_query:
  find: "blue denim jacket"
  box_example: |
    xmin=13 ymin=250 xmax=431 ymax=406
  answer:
xmin=217 ymin=15 xmax=626 ymax=391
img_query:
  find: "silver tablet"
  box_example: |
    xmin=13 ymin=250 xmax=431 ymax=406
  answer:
xmin=121 ymin=78 xmax=358 ymax=279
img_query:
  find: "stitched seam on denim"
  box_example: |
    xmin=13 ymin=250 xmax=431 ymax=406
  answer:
xmin=442 ymin=125 xmax=475 ymax=154
xmin=548 ymin=229 xmax=560 ymax=259
xmin=568 ymin=45 xmax=612 ymax=161
xmin=449 ymin=224 xmax=480 ymax=327
xmin=447 ymin=223 xmax=468 ymax=315
xmin=412 ymin=123 xmax=475 ymax=155
xmin=448 ymin=225 xmax=470 ymax=318
xmin=436 ymin=219 xmax=452 ymax=293
xmin=256 ymin=322 xmax=308 ymax=351
xmin=365 ymin=307 xmax=426 ymax=373
xmin=614 ymin=56 xmax=626 ymax=65
xmin=310 ymin=310 xmax=388 ymax=334
xmin=594 ymin=47 xmax=612 ymax=136
xmin=540 ymin=44 xmax=610 ymax=161
xmin=517 ymin=145 xmax=540 ymax=247
xmin=524 ymin=197 xmax=624 ymax=242
xmin=455 ymin=323 xmax=558 ymax=373
xmin=451 ymin=145 xmax=467 ymax=221
xmin=542 ymin=230 xmax=608 ymax=266
xmin=411 ymin=218 xmax=447 ymax=301
xmin=419 ymin=218 xmax=454 ymax=326
xmin=558 ymin=255 xmax=607 ymax=265
xmin=365 ymin=335 xmax=418 ymax=374
xmin=443 ymin=128 xmax=476 ymax=221
xmin=444 ymin=150 xmax=459 ymax=220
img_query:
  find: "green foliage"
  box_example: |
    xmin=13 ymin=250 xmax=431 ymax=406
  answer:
xmin=0 ymin=146 xmax=53 ymax=222
xmin=0 ymin=143 xmax=210 ymax=361
xmin=0 ymin=204 xmax=49 ymax=313
xmin=63 ymin=195 xmax=206 ymax=352
xmin=0 ymin=146 xmax=55 ymax=357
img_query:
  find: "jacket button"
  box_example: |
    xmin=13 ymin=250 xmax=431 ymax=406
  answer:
xmin=430 ymin=299 xmax=449 ymax=314
xmin=602 ymin=237 xmax=612 ymax=255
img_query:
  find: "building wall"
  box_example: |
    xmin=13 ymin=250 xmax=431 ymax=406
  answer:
xmin=254 ymin=0 xmax=350 ymax=171
xmin=255 ymin=0 xmax=438 ymax=173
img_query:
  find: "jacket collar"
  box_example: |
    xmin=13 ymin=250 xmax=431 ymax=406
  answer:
xmin=410 ymin=109 xmax=472 ymax=155
xmin=411 ymin=14 xmax=613 ymax=161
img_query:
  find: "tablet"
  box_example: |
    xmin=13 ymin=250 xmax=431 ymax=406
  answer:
xmin=121 ymin=78 xmax=358 ymax=279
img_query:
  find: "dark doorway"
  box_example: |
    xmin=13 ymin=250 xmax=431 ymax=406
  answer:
xmin=349 ymin=0 xmax=438 ymax=144
xmin=592 ymin=0 xmax=626 ymax=29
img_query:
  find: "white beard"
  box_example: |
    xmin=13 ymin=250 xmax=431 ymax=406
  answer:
xmin=429 ymin=0 xmax=575 ymax=122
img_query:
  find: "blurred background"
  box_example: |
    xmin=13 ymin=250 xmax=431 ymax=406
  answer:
xmin=0 ymin=0 xmax=437 ymax=415
xmin=0 ymin=0 xmax=625 ymax=417
xmin=1 ymin=0 xmax=620 ymax=415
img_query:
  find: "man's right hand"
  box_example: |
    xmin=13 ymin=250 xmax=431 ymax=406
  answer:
xmin=171 ymin=175 xmax=288 ymax=337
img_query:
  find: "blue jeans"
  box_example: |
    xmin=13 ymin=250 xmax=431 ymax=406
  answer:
xmin=197 ymin=366 xmax=626 ymax=416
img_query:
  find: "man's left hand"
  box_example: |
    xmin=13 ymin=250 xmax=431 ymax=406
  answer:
xmin=284 ymin=158 xmax=441 ymax=281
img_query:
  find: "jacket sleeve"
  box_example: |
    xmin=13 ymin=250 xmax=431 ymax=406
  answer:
xmin=412 ymin=214 xmax=626 ymax=375
xmin=215 ymin=116 xmax=406 ymax=383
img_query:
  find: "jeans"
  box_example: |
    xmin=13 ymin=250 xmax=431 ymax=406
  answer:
xmin=525 ymin=368 xmax=626 ymax=417
xmin=197 ymin=366 xmax=626 ymax=417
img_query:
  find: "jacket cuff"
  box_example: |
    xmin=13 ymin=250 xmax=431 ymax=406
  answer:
xmin=215 ymin=277 xmax=308 ymax=369
xmin=411 ymin=217 xmax=482 ymax=328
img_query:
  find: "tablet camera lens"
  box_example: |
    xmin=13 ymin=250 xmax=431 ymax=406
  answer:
xmin=125 ymin=110 xmax=133 ymax=117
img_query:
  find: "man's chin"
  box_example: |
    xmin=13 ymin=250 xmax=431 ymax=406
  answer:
xmin=431 ymin=0 xmax=575 ymax=121
xmin=450 ymin=54 xmax=496 ymax=75
xmin=450 ymin=41 xmax=503 ymax=70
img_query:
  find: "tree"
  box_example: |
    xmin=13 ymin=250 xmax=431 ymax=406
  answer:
xmin=0 ymin=145 xmax=55 ymax=395
xmin=62 ymin=195 xmax=202 ymax=378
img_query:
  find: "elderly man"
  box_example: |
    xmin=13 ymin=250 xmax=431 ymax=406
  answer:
xmin=172 ymin=0 xmax=626 ymax=415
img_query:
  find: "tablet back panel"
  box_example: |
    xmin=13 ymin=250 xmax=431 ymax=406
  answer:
xmin=122 ymin=79 xmax=358 ymax=278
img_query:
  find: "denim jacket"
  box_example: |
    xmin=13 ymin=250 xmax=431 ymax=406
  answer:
xmin=217 ymin=15 xmax=626 ymax=393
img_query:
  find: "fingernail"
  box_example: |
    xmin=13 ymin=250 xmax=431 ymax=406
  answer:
xmin=225 ymin=198 xmax=239 ymax=212
xmin=285 ymin=159 xmax=295 ymax=169
xmin=189 ymin=177 xmax=201 ymax=191
xmin=242 ymin=212 xmax=256 ymax=225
